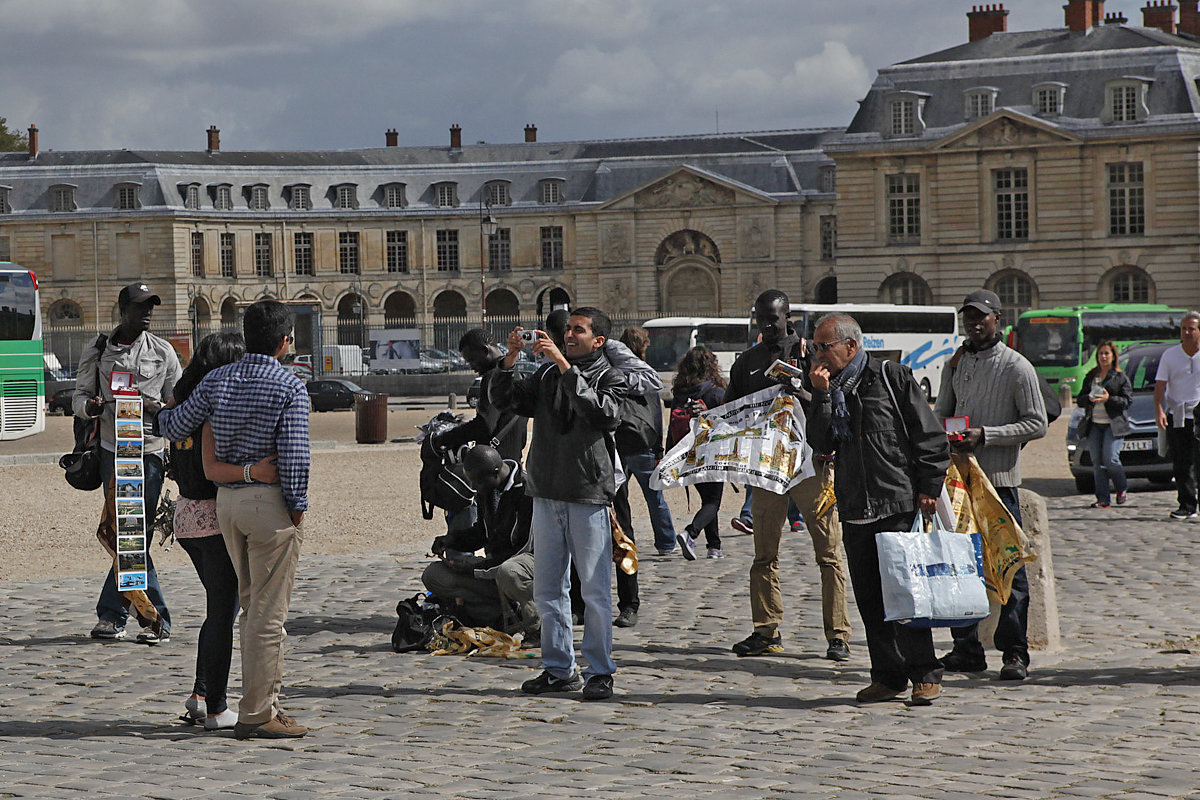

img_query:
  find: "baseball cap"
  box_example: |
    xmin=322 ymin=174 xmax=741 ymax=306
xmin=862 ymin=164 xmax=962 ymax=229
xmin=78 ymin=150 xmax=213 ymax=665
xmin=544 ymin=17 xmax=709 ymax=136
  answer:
xmin=118 ymin=282 xmax=161 ymax=306
xmin=960 ymin=289 xmax=1002 ymax=316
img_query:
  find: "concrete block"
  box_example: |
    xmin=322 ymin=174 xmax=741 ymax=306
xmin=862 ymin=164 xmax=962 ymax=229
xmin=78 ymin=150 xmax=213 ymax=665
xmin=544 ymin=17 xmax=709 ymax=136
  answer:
xmin=1020 ymin=488 xmax=1061 ymax=651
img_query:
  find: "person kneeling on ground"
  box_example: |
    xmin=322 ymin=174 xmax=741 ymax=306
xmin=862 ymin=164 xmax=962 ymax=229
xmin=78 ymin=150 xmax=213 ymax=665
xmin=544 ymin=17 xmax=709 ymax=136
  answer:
xmin=422 ymin=445 xmax=537 ymax=640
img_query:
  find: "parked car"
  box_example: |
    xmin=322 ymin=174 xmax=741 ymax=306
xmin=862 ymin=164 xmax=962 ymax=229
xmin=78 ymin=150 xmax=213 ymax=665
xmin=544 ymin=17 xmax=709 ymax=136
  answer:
xmin=1066 ymin=341 xmax=1174 ymax=493
xmin=47 ymin=387 xmax=75 ymax=416
xmin=307 ymin=379 xmax=369 ymax=412
xmin=466 ymin=361 xmax=539 ymax=408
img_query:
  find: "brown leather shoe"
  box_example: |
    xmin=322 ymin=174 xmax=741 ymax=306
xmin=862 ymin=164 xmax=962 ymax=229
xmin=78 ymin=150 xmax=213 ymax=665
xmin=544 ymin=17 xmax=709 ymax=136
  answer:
xmin=233 ymin=713 xmax=310 ymax=740
xmin=855 ymin=682 xmax=905 ymax=703
xmin=909 ymin=683 xmax=941 ymax=706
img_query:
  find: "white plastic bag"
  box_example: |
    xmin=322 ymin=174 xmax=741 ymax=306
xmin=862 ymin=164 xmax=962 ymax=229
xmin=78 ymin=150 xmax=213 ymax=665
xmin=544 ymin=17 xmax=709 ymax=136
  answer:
xmin=876 ymin=514 xmax=989 ymax=628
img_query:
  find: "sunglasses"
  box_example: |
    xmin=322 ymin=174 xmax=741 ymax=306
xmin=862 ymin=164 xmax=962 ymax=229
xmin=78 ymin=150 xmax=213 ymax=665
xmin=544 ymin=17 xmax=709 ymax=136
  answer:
xmin=809 ymin=337 xmax=852 ymax=353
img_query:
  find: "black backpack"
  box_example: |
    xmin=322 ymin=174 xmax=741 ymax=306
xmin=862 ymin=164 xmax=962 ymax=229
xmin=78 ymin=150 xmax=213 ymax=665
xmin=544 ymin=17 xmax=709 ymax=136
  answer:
xmin=418 ymin=434 xmax=474 ymax=520
xmin=391 ymin=593 xmax=447 ymax=653
xmin=615 ymin=392 xmax=661 ymax=457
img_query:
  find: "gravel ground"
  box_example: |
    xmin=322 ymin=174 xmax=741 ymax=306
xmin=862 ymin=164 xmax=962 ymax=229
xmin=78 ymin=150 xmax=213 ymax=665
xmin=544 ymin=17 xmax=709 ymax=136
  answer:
xmin=0 ymin=407 xmax=1080 ymax=582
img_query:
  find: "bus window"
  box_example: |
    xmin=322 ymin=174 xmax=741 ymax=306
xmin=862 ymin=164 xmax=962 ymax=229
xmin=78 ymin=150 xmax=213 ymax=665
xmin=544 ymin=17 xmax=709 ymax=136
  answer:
xmin=1080 ymin=311 xmax=1180 ymax=346
xmin=644 ymin=326 xmax=693 ymax=371
xmin=0 ymin=273 xmax=37 ymax=341
xmin=1016 ymin=317 xmax=1080 ymax=367
xmin=696 ymin=324 xmax=750 ymax=352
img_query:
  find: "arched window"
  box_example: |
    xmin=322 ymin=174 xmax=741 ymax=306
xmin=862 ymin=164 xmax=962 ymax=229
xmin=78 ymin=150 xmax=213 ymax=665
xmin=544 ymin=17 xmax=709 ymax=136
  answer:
xmin=384 ymin=291 xmax=416 ymax=326
xmin=1107 ymin=266 xmax=1152 ymax=303
xmin=48 ymin=299 xmax=83 ymax=324
xmin=536 ymin=287 xmax=570 ymax=318
xmin=814 ymin=277 xmax=838 ymax=304
xmin=433 ymin=291 xmax=466 ymax=318
xmin=987 ymin=271 xmax=1038 ymax=322
xmin=220 ymin=298 xmax=239 ymax=327
xmin=878 ymin=272 xmax=932 ymax=305
xmin=485 ymin=289 xmax=519 ymax=318
xmin=337 ymin=293 xmax=367 ymax=347
xmin=432 ymin=291 xmax=467 ymax=350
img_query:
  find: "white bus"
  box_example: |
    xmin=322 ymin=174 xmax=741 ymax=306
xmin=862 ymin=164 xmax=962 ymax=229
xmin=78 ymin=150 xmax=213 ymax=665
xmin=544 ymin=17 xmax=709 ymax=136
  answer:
xmin=776 ymin=303 xmax=959 ymax=400
xmin=0 ymin=264 xmax=45 ymax=440
xmin=642 ymin=317 xmax=752 ymax=380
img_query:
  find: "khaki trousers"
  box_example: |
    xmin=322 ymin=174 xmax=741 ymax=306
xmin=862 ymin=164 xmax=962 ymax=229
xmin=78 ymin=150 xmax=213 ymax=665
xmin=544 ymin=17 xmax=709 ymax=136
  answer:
xmin=217 ymin=485 xmax=303 ymax=726
xmin=749 ymin=461 xmax=851 ymax=643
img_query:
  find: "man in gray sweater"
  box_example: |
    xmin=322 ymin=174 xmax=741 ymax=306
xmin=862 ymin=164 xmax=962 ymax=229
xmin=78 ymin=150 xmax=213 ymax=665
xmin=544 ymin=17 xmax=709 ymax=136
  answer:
xmin=933 ymin=289 xmax=1046 ymax=681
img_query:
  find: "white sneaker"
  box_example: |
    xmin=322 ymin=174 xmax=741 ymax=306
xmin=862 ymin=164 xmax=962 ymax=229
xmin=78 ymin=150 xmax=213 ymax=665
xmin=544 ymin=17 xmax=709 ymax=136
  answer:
xmin=204 ymin=709 xmax=239 ymax=730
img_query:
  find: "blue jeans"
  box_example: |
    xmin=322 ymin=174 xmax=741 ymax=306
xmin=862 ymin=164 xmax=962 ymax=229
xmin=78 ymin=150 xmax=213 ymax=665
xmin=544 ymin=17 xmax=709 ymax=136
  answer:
xmin=739 ymin=485 xmax=801 ymax=526
xmin=97 ymin=451 xmax=172 ymax=631
xmin=532 ymin=498 xmax=616 ymax=680
xmin=1087 ymin=423 xmax=1127 ymax=504
xmin=621 ymin=452 xmax=676 ymax=552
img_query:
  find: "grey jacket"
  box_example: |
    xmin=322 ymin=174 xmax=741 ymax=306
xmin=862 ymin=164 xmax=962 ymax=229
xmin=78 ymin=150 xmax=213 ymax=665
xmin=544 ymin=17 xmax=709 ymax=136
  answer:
xmin=72 ymin=329 xmax=182 ymax=453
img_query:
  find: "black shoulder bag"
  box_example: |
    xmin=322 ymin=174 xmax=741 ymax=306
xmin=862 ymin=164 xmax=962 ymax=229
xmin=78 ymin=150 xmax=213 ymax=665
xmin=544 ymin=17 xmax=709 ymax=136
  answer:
xmin=59 ymin=335 xmax=108 ymax=491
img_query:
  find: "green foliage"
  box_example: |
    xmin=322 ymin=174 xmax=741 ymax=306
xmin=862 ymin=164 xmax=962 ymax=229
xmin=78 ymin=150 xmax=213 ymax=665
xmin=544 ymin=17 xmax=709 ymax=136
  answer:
xmin=0 ymin=117 xmax=29 ymax=152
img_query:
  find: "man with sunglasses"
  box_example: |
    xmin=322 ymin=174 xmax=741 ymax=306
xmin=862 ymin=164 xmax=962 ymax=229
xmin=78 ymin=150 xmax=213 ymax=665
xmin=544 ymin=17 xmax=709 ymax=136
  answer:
xmin=723 ymin=290 xmax=852 ymax=663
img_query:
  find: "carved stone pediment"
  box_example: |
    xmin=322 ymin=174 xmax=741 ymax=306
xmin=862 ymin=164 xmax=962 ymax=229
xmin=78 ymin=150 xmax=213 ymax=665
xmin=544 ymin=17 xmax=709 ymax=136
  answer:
xmin=635 ymin=174 xmax=735 ymax=209
xmin=938 ymin=115 xmax=1076 ymax=150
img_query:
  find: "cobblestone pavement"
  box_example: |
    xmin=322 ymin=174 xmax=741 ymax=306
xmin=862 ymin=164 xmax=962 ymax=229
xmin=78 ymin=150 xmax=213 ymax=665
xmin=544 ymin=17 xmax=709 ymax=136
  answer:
xmin=2 ymin=486 xmax=1200 ymax=799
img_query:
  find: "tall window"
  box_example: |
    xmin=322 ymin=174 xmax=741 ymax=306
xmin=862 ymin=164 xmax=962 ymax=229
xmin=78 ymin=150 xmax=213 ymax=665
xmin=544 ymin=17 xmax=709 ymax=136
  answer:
xmin=293 ymin=232 xmax=314 ymax=276
xmin=51 ymin=186 xmax=76 ymax=213
xmin=116 ymin=184 xmax=140 ymax=210
xmin=254 ymin=232 xmax=273 ymax=277
xmin=213 ymin=185 xmax=233 ymax=211
xmin=191 ymin=232 xmax=204 ymax=277
xmin=435 ymin=183 xmax=458 ymax=208
xmin=290 ymin=185 xmax=311 ymax=211
xmin=489 ymin=228 xmax=511 ymax=272
xmin=879 ymin=273 xmax=932 ymax=305
xmin=886 ymin=174 xmax=920 ymax=242
xmin=819 ymin=167 xmax=836 ymax=194
xmin=436 ymin=229 xmax=459 ymax=271
xmin=994 ymin=168 xmax=1029 ymax=240
xmin=0 ymin=187 xmax=10 ymax=214
xmin=384 ymin=184 xmax=406 ymax=209
xmin=219 ymin=232 xmax=236 ymax=277
xmin=386 ymin=230 xmax=408 ymax=273
xmin=819 ymin=216 xmax=837 ymax=262
xmin=890 ymin=99 xmax=915 ymax=136
xmin=1110 ymin=269 xmax=1151 ymax=303
xmin=541 ymin=226 xmax=563 ymax=270
xmin=486 ymin=181 xmax=510 ymax=207
xmin=248 ymin=185 xmax=270 ymax=211
xmin=339 ymin=231 xmax=360 ymax=274
xmin=1110 ymin=84 xmax=1139 ymax=123
xmin=336 ymin=185 xmax=358 ymax=210
xmin=1108 ymin=162 xmax=1145 ymax=236
xmin=540 ymin=180 xmax=563 ymax=204
xmin=184 ymin=184 xmax=200 ymax=210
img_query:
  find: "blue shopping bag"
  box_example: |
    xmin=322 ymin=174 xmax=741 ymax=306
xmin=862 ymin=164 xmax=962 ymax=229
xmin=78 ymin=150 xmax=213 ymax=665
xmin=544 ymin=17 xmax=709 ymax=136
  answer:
xmin=876 ymin=513 xmax=988 ymax=628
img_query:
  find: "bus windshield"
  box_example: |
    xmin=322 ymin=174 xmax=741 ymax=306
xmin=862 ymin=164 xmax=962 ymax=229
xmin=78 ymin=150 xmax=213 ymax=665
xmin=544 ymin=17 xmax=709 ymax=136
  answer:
xmin=0 ymin=272 xmax=37 ymax=341
xmin=1017 ymin=316 xmax=1080 ymax=367
xmin=695 ymin=323 xmax=751 ymax=353
xmin=644 ymin=326 xmax=694 ymax=371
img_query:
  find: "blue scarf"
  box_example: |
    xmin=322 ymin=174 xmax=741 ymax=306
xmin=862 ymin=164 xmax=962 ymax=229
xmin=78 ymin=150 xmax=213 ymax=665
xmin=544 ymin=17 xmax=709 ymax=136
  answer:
xmin=829 ymin=348 xmax=868 ymax=442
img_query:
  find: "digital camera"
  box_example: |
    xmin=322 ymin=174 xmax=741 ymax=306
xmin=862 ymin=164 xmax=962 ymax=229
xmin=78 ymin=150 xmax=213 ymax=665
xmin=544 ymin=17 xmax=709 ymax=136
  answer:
xmin=519 ymin=330 xmax=540 ymax=344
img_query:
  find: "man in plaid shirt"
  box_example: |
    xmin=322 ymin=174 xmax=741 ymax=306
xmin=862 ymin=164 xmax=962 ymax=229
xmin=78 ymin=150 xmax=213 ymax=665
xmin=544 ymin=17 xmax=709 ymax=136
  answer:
xmin=158 ymin=300 xmax=311 ymax=739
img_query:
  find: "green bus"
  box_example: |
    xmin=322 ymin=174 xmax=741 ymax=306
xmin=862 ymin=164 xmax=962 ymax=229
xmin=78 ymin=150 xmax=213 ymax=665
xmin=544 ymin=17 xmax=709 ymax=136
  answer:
xmin=0 ymin=263 xmax=44 ymax=440
xmin=1011 ymin=303 xmax=1186 ymax=391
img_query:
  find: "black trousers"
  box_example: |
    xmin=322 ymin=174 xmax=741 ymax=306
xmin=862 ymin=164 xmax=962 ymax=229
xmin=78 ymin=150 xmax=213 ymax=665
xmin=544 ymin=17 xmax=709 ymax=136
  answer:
xmin=179 ymin=535 xmax=239 ymax=716
xmin=1169 ymin=419 xmax=1198 ymax=512
xmin=685 ymin=482 xmax=724 ymax=549
xmin=843 ymin=512 xmax=943 ymax=690
xmin=948 ymin=485 xmax=1030 ymax=665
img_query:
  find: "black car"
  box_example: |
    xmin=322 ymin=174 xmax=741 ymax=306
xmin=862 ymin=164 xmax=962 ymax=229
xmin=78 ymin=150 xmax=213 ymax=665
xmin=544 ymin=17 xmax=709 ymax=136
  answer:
xmin=47 ymin=387 xmax=75 ymax=416
xmin=1066 ymin=341 xmax=1174 ymax=493
xmin=466 ymin=361 xmax=539 ymax=408
xmin=307 ymin=379 xmax=368 ymax=412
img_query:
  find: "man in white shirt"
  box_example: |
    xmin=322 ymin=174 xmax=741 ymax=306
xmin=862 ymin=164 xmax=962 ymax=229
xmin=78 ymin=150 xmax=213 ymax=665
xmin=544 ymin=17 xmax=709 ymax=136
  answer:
xmin=1154 ymin=311 xmax=1200 ymax=520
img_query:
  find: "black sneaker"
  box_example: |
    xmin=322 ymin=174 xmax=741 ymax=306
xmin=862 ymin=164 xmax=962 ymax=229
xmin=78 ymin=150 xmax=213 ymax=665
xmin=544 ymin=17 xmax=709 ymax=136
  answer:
xmin=939 ymin=650 xmax=988 ymax=672
xmin=90 ymin=620 xmax=126 ymax=640
xmin=825 ymin=638 xmax=851 ymax=662
xmin=1169 ymin=507 xmax=1198 ymax=521
xmin=732 ymin=631 xmax=783 ymax=657
xmin=521 ymin=670 xmax=582 ymax=695
xmin=999 ymin=655 xmax=1028 ymax=681
xmin=613 ymin=608 xmax=638 ymax=628
xmin=582 ymin=674 xmax=614 ymax=701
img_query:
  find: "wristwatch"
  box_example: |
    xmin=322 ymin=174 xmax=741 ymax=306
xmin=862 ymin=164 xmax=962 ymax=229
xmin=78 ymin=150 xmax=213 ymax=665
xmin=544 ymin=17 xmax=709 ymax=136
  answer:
xmin=244 ymin=463 xmax=254 ymax=483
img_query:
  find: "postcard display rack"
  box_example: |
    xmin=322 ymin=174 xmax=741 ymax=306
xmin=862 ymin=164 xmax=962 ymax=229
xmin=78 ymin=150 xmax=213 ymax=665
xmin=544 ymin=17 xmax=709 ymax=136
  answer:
xmin=112 ymin=371 xmax=148 ymax=593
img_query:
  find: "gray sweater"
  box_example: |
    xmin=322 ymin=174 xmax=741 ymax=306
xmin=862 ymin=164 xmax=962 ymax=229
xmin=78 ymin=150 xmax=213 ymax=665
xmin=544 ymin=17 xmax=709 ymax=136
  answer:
xmin=933 ymin=340 xmax=1047 ymax=487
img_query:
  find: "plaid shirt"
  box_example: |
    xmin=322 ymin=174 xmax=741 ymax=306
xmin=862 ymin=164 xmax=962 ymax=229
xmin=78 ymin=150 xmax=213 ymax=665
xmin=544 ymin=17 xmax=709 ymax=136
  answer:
xmin=158 ymin=353 xmax=311 ymax=511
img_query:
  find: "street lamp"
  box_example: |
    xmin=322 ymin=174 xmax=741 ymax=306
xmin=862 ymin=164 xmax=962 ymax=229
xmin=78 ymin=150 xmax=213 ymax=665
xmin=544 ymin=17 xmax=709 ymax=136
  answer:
xmin=479 ymin=196 xmax=498 ymax=322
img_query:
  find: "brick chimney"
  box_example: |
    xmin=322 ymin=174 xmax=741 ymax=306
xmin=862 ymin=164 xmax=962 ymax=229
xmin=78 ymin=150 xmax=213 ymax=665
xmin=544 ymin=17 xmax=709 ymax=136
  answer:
xmin=1142 ymin=0 xmax=1178 ymax=32
xmin=27 ymin=124 xmax=37 ymax=159
xmin=206 ymin=125 xmax=220 ymax=153
xmin=1064 ymin=0 xmax=1104 ymax=32
xmin=968 ymin=4 xmax=1009 ymax=42
xmin=449 ymin=124 xmax=462 ymax=149
xmin=1181 ymin=0 xmax=1200 ymax=36
xmin=1105 ymin=10 xmax=1129 ymax=22
xmin=524 ymin=124 xmax=537 ymax=143
xmin=385 ymin=128 xmax=398 ymax=147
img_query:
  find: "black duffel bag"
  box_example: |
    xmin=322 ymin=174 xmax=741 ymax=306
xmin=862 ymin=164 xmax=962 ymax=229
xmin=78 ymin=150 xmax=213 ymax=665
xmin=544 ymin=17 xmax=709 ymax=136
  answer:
xmin=60 ymin=415 xmax=105 ymax=491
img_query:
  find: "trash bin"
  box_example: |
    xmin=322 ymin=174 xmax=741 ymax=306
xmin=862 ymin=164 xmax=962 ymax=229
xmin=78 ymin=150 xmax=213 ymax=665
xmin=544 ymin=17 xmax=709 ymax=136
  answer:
xmin=354 ymin=392 xmax=389 ymax=444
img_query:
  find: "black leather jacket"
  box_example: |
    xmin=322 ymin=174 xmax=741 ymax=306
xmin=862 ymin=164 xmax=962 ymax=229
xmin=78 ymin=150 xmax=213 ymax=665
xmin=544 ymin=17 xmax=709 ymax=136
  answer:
xmin=489 ymin=350 xmax=627 ymax=505
xmin=1074 ymin=368 xmax=1133 ymax=439
xmin=808 ymin=357 xmax=949 ymax=522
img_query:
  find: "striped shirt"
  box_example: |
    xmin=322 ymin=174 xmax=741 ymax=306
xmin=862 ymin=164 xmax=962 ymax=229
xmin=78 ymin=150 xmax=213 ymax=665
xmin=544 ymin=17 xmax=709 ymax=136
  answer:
xmin=158 ymin=353 xmax=311 ymax=511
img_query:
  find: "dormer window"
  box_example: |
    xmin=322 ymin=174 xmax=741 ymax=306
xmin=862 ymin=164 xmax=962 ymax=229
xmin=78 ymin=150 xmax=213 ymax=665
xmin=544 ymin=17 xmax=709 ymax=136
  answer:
xmin=335 ymin=184 xmax=358 ymax=210
xmin=540 ymin=179 xmax=564 ymax=205
xmin=115 ymin=183 xmax=141 ymax=210
xmin=0 ymin=186 xmax=10 ymax=214
xmin=1033 ymin=82 xmax=1067 ymax=116
xmin=50 ymin=184 xmax=77 ymax=213
xmin=964 ymin=87 xmax=998 ymax=120
xmin=288 ymin=184 xmax=312 ymax=211
xmin=1103 ymin=78 xmax=1152 ymax=124
xmin=485 ymin=180 xmax=510 ymax=207
xmin=819 ymin=166 xmax=836 ymax=194
xmin=210 ymin=184 xmax=233 ymax=211
xmin=886 ymin=92 xmax=929 ymax=137
xmin=383 ymin=183 xmax=407 ymax=209
xmin=435 ymin=182 xmax=458 ymax=208
xmin=180 ymin=183 xmax=201 ymax=210
xmin=247 ymin=184 xmax=270 ymax=211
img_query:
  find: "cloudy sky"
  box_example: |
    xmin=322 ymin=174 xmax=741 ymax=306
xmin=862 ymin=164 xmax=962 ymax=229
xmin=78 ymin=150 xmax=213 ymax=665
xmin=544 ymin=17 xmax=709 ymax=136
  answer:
xmin=0 ymin=0 xmax=1070 ymax=153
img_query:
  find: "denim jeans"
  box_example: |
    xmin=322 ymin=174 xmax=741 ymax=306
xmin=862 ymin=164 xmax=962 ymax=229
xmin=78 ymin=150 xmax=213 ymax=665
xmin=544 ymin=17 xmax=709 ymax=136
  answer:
xmin=532 ymin=498 xmax=616 ymax=680
xmin=1087 ymin=423 xmax=1127 ymax=505
xmin=621 ymin=452 xmax=676 ymax=552
xmin=96 ymin=451 xmax=171 ymax=631
xmin=179 ymin=534 xmax=238 ymax=715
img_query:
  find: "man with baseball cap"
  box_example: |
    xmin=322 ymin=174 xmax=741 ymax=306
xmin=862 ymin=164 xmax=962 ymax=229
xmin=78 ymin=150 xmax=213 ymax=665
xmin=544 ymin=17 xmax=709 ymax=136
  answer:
xmin=74 ymin=281 xmax=182 ymax=644
xmin=933 ymin=288 xmax=1046 ymax=680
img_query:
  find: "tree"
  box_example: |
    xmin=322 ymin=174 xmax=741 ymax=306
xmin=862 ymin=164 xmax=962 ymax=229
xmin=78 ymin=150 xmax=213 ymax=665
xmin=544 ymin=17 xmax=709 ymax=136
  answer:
xmin=0 ymin=117 xmax=28 ymax=152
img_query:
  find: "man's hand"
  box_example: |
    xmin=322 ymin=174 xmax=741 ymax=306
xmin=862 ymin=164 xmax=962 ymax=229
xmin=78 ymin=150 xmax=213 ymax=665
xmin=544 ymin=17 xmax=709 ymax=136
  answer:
xmin=533 ymin=334 xmax=570 ymax=373
xmin=503 ymin=328 xmax=526 ymax=369
xmin=950 ymin=428 xmax=983 ymax=452
xmin=431 ymin=535 xmax=448 ymax=557
xmin=290 ymin=510 xmax=304 ymax=527
xmin=86 ymin=395 xmax=105 ymax=416
xmin=809 ymin=363 xmax=831 ymax=392
xmin=1156 ymin=406 xmax=1168 ymax=430
xmin=917 ymin=493 xmax=937 ymax=516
